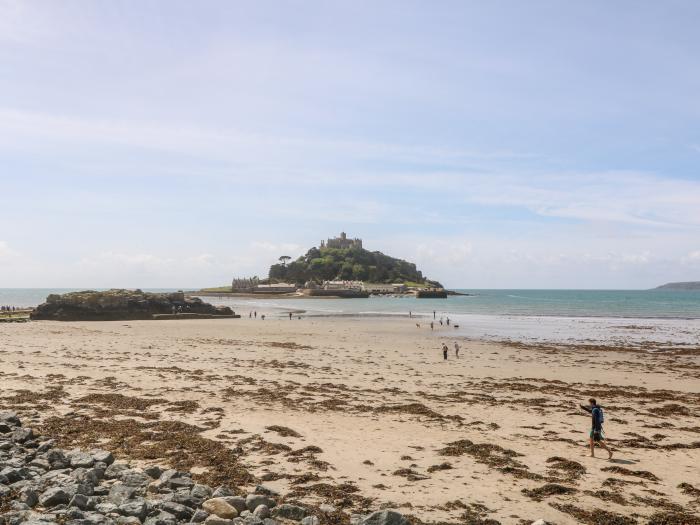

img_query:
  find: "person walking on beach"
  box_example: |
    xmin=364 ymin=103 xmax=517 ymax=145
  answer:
xmin=430 ymin=321 xmax=434 ymax=330
xmin=289 ymin=312 xmax=293 ymax=320
xmin=446 ymin=317 xmax=450 ymax=326
xmin=439 ymin=318 xmax=443 ymax=326
xmin=442 ymin=343 xmax=448 ymax=360
xmin=580 ymin=398 xmax=613 ymax=459
xmin=454 ymin=342 xmax=460 ymax=358
xmin=254 ymin=311 xmax=257 ymax=318
xmin=433 ymin=310 xmax=436 ymax=319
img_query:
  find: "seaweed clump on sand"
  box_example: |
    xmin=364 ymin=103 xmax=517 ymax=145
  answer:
xmin=546 ymin=456 xmax=587 ymax=480
xmin=522 ymin=483 xmax=577 ymax=501
xmin=427 ymin=462 xmax=453 ymax=473
xmin=39 ymin=413 xmax=254 ymax=488
xmin=549 ymin=503 xmax=636 ymax=525
xmin=646 ymin=511 xmax=700 ymax=525
xmin=266 ymin=425 xmax=302 ymax=437
xmin=438 ymin=439 xmax=523 ymax=468
xmin=601 ymin=466 xmax=660 ymax=482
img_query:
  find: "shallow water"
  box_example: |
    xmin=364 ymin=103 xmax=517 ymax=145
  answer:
xmin=3 ymin=288 xmax=699 ymax=347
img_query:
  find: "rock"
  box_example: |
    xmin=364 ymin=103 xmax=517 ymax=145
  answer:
xmin=19 ymin=486 xmax=38 ymax=507
xmin=360 ymin=511 xmax=409 ymax=525
xmin=301 ymin=517 xmax=319 ymax=525
xmin=39 ymin=487 xmax=70 ymax=507
xmin=253 ymin=505 xmax=270 ymax=519
xmin=105 ymin=462 xmax=131 ymax=480
xmin=212 ymin=486 xmax=234 ymax=498
xmin=118 ymin=499 xmax=148 ymax=520
xmin=272 ymin=503 xmax=308 ymax=521
xmin=221 ymin=497 xmax=246 ymax=514
xmin=191 ymin=484 xmax=212 ymax=500
xmin=0 ymin=467 xmax=24 ymax=483
xmin=245 ymin=495 xmax=275 ymax=512
xmin=204 ymin=517 xmax=235 ymax=525
xmin=0 ymin=423 xmax=12 ymax=434
xmin=120 ymin=470 xmax=150 ymax=487
xmin=144 ymin=511 xmax=178 ymax=525
xmin=0 ymin=411 xmax=20 ymax=426
xmin=46 ymin=450 xmax=70 ymax=470
xmin=68 ymin=451 xmax=95 ymax=469
xmin=68 ymin=493 xmax=90 ymax=510
xmin=531 ymin=521 xmax=549 ymax=525
xmin=143 ymin=465 xmax=162 ymax=479
xmin=191 ymin=508 xmax=210 ymax=523
xmin=30 ymin=289 xmax=234 ymax=321
xmin=117 ymin=517 xmax=142 ymax=525
xmin=253 ymin=486 xmax=278 ymax=497
xmin=108 ymin=484 xmax=137 ymax=505
xmin=95 ymin=501 xmax=119 ymax=514
xmin=160 ymin=501 xmax=193 ymax=520
xmin=203 ymin=498 xmax=238 ymax=519
xmin=11 ymin=428 xmax=33 ymax=443
xmin=263 ymin=518 xmax=280 ymax=525
xmin=90 ymin=450 xmax=114 ymax=466
xmin=29 ymin=458 xmax=51 ymax=471
xmin=240 ymin=510 xmax=251 ymax=518
xmin=272 ymin=504 xmax=307 ymax=521
xmin=319 ymin=504 xmax=336 ymax=514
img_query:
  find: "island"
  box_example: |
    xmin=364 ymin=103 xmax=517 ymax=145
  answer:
xmin=197 ymin=232 xmax=462 ymax=298
xmin=31 ymin=289 xmax=237 ymax=321
xmin=653 ymin=281 xmax=700 ymax=291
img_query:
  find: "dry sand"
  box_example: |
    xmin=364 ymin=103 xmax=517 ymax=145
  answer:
xmin=1 ymin=316 xmax=699 ymax=524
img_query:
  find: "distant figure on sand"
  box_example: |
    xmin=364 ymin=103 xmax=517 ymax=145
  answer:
xmin=433 ymin=311 xmax=436 ymax=319
xmin=289 ymin=312 xmax=293 ymax=320
xmin=409 ymin=311 xmax=412 ymax=318
xmin=454 ymin=342 xmax=460 ymax=358
xmin=439 ymin=318 xmax=443 ymax=326
xmin=430 ymin=321 xmax=434 ymax=330
xmin=580 ymin=398 xmax=613 ymax=459
xmin=261 ymin=314 xmax=265 ymax=320
xmin=442 ymin=343 xmax=448 ymax=360
xmin=446 ymin=317 xmax=450 ymax=326
xmin=254 ymin=311 xmax=257 ymax=318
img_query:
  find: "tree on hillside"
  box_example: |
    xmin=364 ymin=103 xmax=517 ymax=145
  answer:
xmin=279 ymin=255 xmax=291 ymax=267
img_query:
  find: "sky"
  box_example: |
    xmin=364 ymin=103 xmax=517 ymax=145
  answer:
xmin=1 ymin=0 xmax=699 ymax=289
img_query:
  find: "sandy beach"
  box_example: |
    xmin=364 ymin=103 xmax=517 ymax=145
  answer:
xmin=1 ymin=316 xmax=699 ymax=524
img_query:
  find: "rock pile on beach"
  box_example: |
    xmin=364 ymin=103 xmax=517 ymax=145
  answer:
xmin=30 ymin=290 xmax=233 ymax=321
xmin=0 ymin=411 xmax=419 ymax=525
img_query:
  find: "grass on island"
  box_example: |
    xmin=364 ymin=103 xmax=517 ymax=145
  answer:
xmin=198 ymin=286 xmax=233 ymax=293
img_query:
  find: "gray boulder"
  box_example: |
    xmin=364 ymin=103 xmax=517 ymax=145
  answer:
xmin=360 ymin=511 xmax=409 ymax=525
xmin=39 ymin=487 xmax=69 ymax=507
xmin=108 ymin=484 xmax=136 ymax=505
xmin=118 ymin=499 xmax=148 ymax=520
xmin=301 ymin=517 xmax=319 ymax=525
xmin=272 ymin=504 xmax=307 ymax=521
xmin=68 ymin=451 xmax=95 ymax=469
xmin=245 ymin=495 xmax=275 ymax=512
xmin=221 ymin=496 xmax=246 ymax=514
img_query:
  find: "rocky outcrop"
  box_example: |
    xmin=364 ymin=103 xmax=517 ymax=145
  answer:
xmin=0 ymin=412 xmax=423 ymax=525
xmin=30 ymin=290 xmax=235 ymax=321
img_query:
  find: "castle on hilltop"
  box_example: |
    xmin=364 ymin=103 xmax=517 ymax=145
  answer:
xmin=321 ymin=232 xmax=363 ymax=250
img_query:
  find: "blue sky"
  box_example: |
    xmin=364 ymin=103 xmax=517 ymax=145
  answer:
xmin=1 ymin=0 xmax=699 ymax=288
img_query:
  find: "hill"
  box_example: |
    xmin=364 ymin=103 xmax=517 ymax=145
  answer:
xmin=268 ymin=244 xmax=441 ymax=287
xmin=653 ymin=281 xmax=700 ymax=291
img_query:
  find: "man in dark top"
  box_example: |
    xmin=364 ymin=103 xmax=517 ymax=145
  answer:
xmin=581 ymin=398 xmax=613 ymax=459
xmin=442 ymin=343 xmax=448 ymax=360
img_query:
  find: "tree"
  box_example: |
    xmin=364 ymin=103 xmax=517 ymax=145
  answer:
xmin=279 ymin=255 xmax=291 ymax=267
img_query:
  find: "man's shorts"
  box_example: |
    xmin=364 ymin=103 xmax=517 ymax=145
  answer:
xmin=590 ymin=429 xmax=605 ymax=442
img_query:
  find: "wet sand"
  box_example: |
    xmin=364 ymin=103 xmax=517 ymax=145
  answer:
xmin=1 ymin=316 xmax=699 ymax=524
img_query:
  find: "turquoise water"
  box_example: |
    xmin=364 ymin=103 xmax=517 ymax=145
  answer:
xmin=3 ymin=288 xmax=698 ymax=347
xmin=199 ymin=289 xmax=700 ymax=320
xmin=2 ymin=288 xmax=699 ymax=319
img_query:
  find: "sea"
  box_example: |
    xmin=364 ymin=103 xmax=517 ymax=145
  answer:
xmin=2 ymin=288 xmax=699 ymax=348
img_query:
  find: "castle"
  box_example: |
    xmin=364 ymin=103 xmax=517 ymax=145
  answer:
xmin=321 ymin=232 xmax=363 ymax=250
